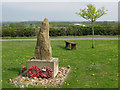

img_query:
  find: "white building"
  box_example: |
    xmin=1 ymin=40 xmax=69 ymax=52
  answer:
xmin=74 ymin=24 xmax=86 ymax=27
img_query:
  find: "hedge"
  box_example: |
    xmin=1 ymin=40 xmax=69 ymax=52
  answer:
xmin=2 ymin=24 xmax=118 ymax=37
xmin=2 ymin=27 xmax=34 ymax=37
xmin=49 ymin=25 xmax=118 ymax=36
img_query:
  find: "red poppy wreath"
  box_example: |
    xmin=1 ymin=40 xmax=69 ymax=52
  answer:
xmin=28 ymin=66 xmax=40 ymax=78
xmin=40 ymin=66 xmax=53 ymax=79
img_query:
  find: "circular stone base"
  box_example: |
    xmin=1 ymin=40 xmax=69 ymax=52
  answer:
xmin=9 ymin=66 xmax=70 ymax=87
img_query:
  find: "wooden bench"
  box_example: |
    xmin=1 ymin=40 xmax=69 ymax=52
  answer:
xmin=65 ymin=41 xmax=77 ymax=50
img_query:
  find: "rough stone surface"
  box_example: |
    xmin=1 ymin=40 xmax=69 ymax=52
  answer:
xmin=35 ymin=18 xmax=52 ymax=60
xmin=27 ymin=58 xmax=58 ymax=78
xmin=9 ymin=66 xmax=70 ymax=87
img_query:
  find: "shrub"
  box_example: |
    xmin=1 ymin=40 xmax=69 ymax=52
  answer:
xmin=2 ymin=24 xmax=118 ymax=37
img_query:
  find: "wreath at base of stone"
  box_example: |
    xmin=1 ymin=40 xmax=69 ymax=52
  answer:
xmin=28 ymin=66 xmax=53 ymax=79
xmin=28 ymin=66 xmax=40 ymax=78
xmin=40 ymin=66 xmax=53 ymax=79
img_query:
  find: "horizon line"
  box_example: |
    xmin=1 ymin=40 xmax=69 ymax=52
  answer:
xmin=2 ymin=20 xmax=118 ymax=23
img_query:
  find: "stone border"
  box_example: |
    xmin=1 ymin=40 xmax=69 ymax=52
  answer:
xmin=58 ymin=66 xmax=70 ymax=86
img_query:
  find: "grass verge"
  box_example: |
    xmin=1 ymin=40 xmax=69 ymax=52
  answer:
xmin=2 ymin=35 xmax=118 ymax=39
xmin=2 ymin=40 xmax=118 ymax=88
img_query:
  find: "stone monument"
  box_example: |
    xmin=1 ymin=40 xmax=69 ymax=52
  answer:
xmin=27 ymin=18 xmax=58 ymax=78
xmin=35 ymin=17 xmax=52 ymax=60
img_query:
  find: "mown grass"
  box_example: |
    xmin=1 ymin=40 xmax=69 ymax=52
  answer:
xmin=2 ymin=35 xmax=118 ymax=39
xmin=2 ymin=40 xmax=118 ymax=88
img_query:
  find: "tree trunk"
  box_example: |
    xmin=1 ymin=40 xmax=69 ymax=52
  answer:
xmin=34 ymin=27 xmax=36 ymax=36
xmin=92 ymin=21 xmax=94 ymax=48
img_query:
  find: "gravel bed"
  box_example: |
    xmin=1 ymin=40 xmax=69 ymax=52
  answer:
xmin=9 ymin=66 xmax=70 ymax=87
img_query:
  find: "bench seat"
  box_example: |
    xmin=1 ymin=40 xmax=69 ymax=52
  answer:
xmin=65 ymin=41 xmax=77 ymax=50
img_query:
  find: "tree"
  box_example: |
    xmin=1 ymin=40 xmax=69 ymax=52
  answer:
xmin=76 ymin=4 xmax=107 ymax=48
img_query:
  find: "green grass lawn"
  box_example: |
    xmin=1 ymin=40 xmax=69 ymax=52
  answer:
xmin=2 ymin=40 xmax=118 ymax=88
xmin=2 ymin=35 xmax=118 ymax=39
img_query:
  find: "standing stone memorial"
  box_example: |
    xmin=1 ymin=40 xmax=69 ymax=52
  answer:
xmin=27 ymin=18 xmax=58 ymax=78
xmin=9 ymin=18 xmax=71 ymax=87
xmin=35 ymin=17 xmax=52 ymax=60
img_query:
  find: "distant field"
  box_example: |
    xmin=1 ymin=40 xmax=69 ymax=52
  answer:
xmin=2 ymin=40 xmax=118 ymax=88
xmin=2 ymin=35 xmax=118 ymax=39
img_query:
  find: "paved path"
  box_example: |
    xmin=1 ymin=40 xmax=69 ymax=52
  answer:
xmin=0 ymin=37 xmax=118 ymax=41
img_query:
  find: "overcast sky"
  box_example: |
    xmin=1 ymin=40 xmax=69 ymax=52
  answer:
xmin=2 ymin=0 xmax=119 ymax=22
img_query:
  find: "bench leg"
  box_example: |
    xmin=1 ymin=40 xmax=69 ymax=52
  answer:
xmin=71 ymin=44 xmax=76 ymax=50
xmin=66 ymin=42 xmax=70 ymax=48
